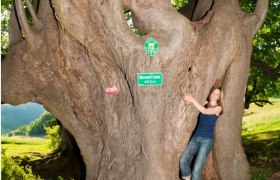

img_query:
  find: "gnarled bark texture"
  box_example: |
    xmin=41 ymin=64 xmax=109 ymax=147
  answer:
xmin=2 ymin=0 xmax=268 ymax=179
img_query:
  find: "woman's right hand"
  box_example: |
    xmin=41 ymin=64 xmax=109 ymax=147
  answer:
xmin=183 ymin=93 xmax=194 ymax=103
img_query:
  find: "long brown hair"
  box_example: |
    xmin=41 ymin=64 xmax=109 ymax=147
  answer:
xmin=206 ymin=86 xmax=224 ymax=113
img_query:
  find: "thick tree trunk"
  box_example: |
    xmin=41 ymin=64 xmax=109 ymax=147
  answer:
xmin=2 ymin=0 xmax=268 ymax=179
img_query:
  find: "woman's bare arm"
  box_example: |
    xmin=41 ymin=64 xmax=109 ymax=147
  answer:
xmin=183 ymin=93 xmax=222 ymax=115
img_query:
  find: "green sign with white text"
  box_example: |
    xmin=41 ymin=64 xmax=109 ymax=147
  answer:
xmin=137 ymin=73 xmax=163 ymax=86
xmin=144 ymin=38 xmax=159 ymax=56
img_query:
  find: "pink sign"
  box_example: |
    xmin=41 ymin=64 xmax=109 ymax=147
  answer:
xmin=105 ymin=85 xmax=119 ymax=95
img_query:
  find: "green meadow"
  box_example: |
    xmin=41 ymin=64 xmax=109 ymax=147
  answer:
xmin=242 ymin=98 xmax=280 ymax=179
xmin=1 ymin=136 xmax=54 ymax=160
xmin=242 ymin=98 xmax=280 ymax=134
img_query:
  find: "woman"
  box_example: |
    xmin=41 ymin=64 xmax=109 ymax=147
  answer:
xmin=180 ymin=87 xmax=223 ymax=180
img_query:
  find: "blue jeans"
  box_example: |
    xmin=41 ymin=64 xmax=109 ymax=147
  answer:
xmin=180 ymin=136 xmax=213 ymax=180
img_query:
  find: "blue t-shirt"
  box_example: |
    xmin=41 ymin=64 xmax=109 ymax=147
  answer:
xmin=193 ymin=113 xmax=219 ymax=139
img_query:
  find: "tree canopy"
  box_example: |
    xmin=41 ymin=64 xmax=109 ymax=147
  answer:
xmin=1 ymin=0 xmax=12 ymax=56
xmin=241 ymin=0 xmax=280 ymax=108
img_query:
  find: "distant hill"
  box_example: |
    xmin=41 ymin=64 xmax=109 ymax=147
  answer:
xmin=1 ymin=103 xmax=46 ymax=135
xmin=8 ymin=111 xmax=56 ymax=136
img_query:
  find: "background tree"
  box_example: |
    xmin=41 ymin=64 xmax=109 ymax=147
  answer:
xmin=1 ymin=0 xmax=12 ymax=57
xmin=2 ymin=0 xmax=268 ymax=179
xmin=241 ymin=0 xmax=280 ymax=108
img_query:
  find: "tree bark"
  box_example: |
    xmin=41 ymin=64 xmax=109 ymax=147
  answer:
xmin=2 ymin=0 xmax=268 ymax=179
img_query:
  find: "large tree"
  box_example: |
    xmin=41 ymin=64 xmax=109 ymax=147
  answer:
xmin=2 ymin=0 xmax=268 ymax=179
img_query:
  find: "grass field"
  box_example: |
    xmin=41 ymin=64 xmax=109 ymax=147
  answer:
xmin=242 ymin=98 xmax=280 ymax=179
xmin=242 ymin=98 xmax=280 ymax=134
xmin=1 ymin=136 xmax=54 ymax=160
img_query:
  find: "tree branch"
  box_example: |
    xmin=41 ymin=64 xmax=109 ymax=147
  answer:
xmin=253 ymin=99 xmax=273 ymax=107
xmin=178 ymin=0 xmax=198 ymax=20
xmin=192 ymin=0 xmax=214 ymax=21
xmin=228 ymin=0 xmax=240 ymax=7
xmin=14 ymin=0 xmax=34 ymax=39
xmin=251 ymin=59 xmax=280 ymax=80
xmin=9 ymin=2 xmax=23 ymax=47
xmin=14 ymin=0 xmax=42 ymax=50
xmin=32 ymin=0 xmax=40 ymax=12
xmin=178 ymin=0 xmax=214 ymax=21
xmin=243 ymin=0 xmax=269 ymax=38
xmin=26 ymin=0 xmax=43 ymax=29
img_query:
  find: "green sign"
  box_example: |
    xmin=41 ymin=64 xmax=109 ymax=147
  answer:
xmin=137 ymin=73 xmax=163 ymax=86
xmin=144 ymin=38 xmax=159 ymax=56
